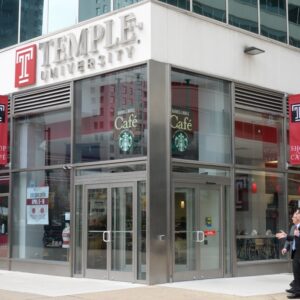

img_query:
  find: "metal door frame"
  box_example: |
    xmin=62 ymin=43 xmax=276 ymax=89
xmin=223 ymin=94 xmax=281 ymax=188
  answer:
xmin=172 ymin=176 xmax=225 ymax=281
xmin=83 ymin=181 xmax=137 ymax=281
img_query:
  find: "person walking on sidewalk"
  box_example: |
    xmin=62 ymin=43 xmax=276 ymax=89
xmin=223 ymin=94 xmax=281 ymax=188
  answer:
xmin=276 ymin=210 xmax=300 ymax=299
xmin=281 ymin=212 xmax=300 ymax=290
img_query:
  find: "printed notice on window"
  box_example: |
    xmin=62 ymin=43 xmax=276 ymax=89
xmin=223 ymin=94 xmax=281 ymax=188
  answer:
xmin=26 ymin=187 xmax=49 ymax=225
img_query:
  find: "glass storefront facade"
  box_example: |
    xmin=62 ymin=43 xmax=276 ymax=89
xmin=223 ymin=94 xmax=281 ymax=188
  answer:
xmin=0 ymin=56 xmax=296 ymax=281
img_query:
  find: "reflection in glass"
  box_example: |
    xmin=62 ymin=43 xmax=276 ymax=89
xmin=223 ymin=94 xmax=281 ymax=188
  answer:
xmin=12 ymin=169 xmax=70 ymax=261
xmin=48 ymin=0 xmax=78 ymax=33
xmin=171 ymin=69 xmax=231 ymax=163
xmin=0 ymin=0 xmax=18 ymax=49
xmin=114 ymin=0 xmax=141 ymax=10
xmin=111 ymin=187 xmax=133 ymax=272
xmin=235 ymin=108 xmax=283 ymax=168
xmin=0 ymin=196 xmax=8 ymax=258
xmin=87 ymin=188 xmax=107 ymax=269
xmin=79 ymin=0 xmax=111 ymax=22
xmin=288 ymin=173 xmax=300 ymax=222
xmin=74 ymin=185 xmax=82 ymax=274
xmin=235 ymin=171 xmax=284 ymax=261
xmin=20 ymin=0 xmax=44 ymax=42
xmin=13 ymin=109 xmax=71 ymax=169
xmin=228 ymin=0 xmax=258 ymax=33
xmin=159 ymin=0 xmax=190 ymax=11
xmin=260 ymin=0 xmax=287 ymax=42
xmin=74 ymin=65 xmax=147 ymax=163
xmin=193 ymin=0 xmax=226 ymax=22
xmin=174 ymin=188 xmax=196 ymax=271
xmin=137 ymin=181 xmax=146 ymax=280
xmin=289 ymin=1 xmax=300 ymax=48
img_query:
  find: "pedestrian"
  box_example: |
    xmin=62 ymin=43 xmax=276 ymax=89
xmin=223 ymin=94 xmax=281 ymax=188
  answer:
xmin=282 ymin=212 xmax=300 ymax=289
xmin=276 ymin=210 xmax=300 ymax=299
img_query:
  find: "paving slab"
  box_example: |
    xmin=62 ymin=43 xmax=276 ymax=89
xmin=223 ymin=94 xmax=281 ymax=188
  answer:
xmin=0 ymin=271 xmax=294 ymax=300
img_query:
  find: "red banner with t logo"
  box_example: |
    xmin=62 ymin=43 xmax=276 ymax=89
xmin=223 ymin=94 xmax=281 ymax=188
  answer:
xmin=0 ymin=96 xmax=8 ymax=166
xmin=289 ymin=94 xmax=300 ymax=165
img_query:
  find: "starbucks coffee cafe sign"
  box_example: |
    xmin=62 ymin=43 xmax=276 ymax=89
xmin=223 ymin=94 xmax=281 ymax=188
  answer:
xmin=114 ymin=109 xmax=139 ymax=152
xmin=171 ymin=108 xmax=193 ymax=152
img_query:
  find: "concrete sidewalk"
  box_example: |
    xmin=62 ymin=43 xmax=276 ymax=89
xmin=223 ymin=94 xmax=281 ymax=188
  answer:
xmin=0 ymin=271 xmax=294 ymax=300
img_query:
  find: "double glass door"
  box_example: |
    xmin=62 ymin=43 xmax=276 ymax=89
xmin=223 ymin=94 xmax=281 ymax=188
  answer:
xmin=84 ymin=183 xmax=135 ymax=281
xmin=173 ymin=183 xmax=223 ymax=281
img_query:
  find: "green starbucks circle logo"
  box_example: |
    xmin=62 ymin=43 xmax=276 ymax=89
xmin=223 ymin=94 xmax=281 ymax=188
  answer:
xmin=173 ymin=130 xmax=189 ymax=152
xmin=119 ymin=130 xmax=133 ymax=152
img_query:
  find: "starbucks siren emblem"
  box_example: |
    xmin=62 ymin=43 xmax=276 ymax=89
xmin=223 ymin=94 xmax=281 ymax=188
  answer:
xmin=119 ymin=130 xmax=133 ymax=152
xmin=174 ymin=130 xmax=189 ymax=152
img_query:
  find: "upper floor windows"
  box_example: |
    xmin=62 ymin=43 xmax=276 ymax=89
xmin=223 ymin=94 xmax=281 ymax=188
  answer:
xmin=160 ymin=0 xmax=300 ymax=50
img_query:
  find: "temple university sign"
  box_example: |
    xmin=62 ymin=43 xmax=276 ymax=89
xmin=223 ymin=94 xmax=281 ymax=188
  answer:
xmin=15 ymin=12 xmax=144 ymax=88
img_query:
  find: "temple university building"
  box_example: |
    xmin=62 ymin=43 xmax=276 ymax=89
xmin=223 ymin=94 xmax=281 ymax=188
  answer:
xmin=0 ymin=0 xmax=300 ymax=284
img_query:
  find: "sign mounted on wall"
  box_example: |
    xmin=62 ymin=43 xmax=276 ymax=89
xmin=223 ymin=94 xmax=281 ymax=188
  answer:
xmin=289 ymin=94 xmax=300 ymax=165
xmin=15 ymin=45 xmax=37 ymax=88
xmin=0 ymin=96 xmax=8 ymax=166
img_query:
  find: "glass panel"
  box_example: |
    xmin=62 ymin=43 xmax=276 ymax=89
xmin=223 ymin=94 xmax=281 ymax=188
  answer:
xmin=48 ymin=0 xmax=78 ymax=33
xmin=0 ymin=176 xmax=9 ymax=194
xmin=224 ymin=186 xmax=232 ymax=275
xmin=74 ymin=185 xmax=83 ymax=274
xmin=74 ymin=65 xmax=147 ymax=163
xmin=111 ymin=186 xmax=133 ymax=272
xmin=260 ymin=0 xmax=287 ymax=43
xmin=199 ymin=188 xmax=220 ymax=270
xmin=76 ymin=164 xmax=146 ymax=176
xmin=228 ymin=0 xmax=258 ymax=33
xmin=12 ymin=169 xmax=70 ymax=261
xmin=173 ymin=165 xmax=230 ymax=177
xmin=289 ymin=1 xmax=300 ymax=48
xmin=0 ymin=116 xmax=10 ymax=172
xmin=288 ymin=173 xmax=300 ymax=220
xmin=0 ymin=196 xmax=8 ymax=258
xmin=79 ymin=0 xmax=111 ymax=22
xmin=87 ymin=188 xmax=107 ymax=270
xmin=193 ymin=0 xmax=226 ymax=22
xmin=137 ymin=181 xmax=146 ymax=280
xmin=174 ymin=188 xmax=196 ymax=272
xmin=114 ymin=0 xmax=141 ymax=10
xmin=0 ymin=0 xmax=18 ymax=49
xmin=171 ymin=69 xmax=231 ymax=163
xmin=20 ymin=0 xmax=44 ymax=42
xmin=235 ymin=108 xmax=283 ymax=168
xmin=13 ymin=109 xmax=71 ymax=169
xmin=159 ymin=0 xmax=190 ymax=11
xmin=235 ymin=171 xmax=284 ymax=261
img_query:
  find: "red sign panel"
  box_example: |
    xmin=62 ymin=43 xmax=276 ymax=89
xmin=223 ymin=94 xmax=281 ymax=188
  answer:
xmin=289 ymin=94 xmax=300 ymax=165
xmin=15 ymin=44 xmax=37 ymax=88
xmin=0 ymin=96 xmax=8 ymax=166
xmin=204 ymin=230 xmax=216 ymax=236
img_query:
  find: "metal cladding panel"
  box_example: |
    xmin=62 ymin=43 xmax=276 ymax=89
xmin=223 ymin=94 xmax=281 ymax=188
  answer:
xmin=235 ymin=83 xmax=284 ymax=114
xmin=13 ymin=83 xmax=71 ymax=114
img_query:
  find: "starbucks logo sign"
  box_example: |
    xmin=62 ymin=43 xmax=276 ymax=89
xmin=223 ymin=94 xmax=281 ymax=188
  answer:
xmin=119 ymin=130 xmax=133 ymax=152
xmin=173 ymin=130 xmax=189 ymax=152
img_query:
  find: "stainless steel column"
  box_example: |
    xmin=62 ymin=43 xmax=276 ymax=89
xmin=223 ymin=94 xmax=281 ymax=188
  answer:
xmin=147 ymin=60 xmax=170 ymax=284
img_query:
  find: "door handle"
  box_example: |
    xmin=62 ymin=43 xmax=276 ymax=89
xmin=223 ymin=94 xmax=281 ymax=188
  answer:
xmin=103 ymin=231 xmax=111 ymax=243
xmin=196 ymin=230 xmax=205 ymax=243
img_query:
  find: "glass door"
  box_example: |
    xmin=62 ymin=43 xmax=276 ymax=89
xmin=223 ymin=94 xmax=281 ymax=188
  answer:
xmin=173 ymin=184 xmax=223 ymax=281
xmin=84 ymin=183 xmax=135 ymax=281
